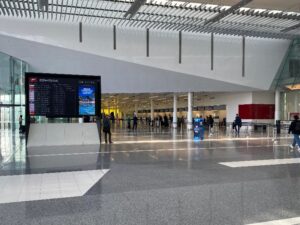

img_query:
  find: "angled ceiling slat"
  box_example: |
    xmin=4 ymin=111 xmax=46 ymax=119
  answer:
xmin=0 ymin=2 xmax=6 ymax=16
xmin=3 ymin=0 xmax=11 ymax=16
xmin=0 ymin=0 xmax=299 ymax=39
xmin=7 ymin=0 xmax=15 ymax=16
xmin=87 ymin=0 xmax=99 ymax=23
xmin=26 ymin=0 xmax=32 ymax=17
xmin=13 ymin=0 xmax=21 ymax=17
xmin=31 ymin=0 xmax=36 ymax=18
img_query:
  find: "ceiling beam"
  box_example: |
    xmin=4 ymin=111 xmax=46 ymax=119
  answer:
xmin=281 ymin=23 xmax=300 ymax=33
xmin=124 ymin=0 xmax=147 ymax=19
xmin=203 ymin=0 xmax=253 ymax=26
xmin=38 ymin=0 xmax=48 ymax=12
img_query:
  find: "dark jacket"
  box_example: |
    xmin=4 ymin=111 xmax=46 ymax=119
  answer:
xmin=208 ymin=116 xmax=214 ymax=127
xmin=133 ymin=116 xmax=138 ymax=124
xmin=235 ymin=116 xmax=242 ymax=127
xmin=289 ymin=120 xmax=300 ymax=135
xmin=103 ymin=117 xmax=110 ymax=133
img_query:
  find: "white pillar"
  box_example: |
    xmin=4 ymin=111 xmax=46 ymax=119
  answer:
xmin=150 ymin=99 xmax=154 ymax=121
xmin=275 ymin=90 xmax=280 ymax=122
xmin=295 ymin=92 xmax=298 ymax=114
xmin=173 ymin=94 xmax=177 ymax=128
xmin=187 ymin=92 xmax=193 ymax=130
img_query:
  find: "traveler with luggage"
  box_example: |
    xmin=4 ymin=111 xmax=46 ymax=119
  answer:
xmin=288 ymin=115 xmax=300 ymax=151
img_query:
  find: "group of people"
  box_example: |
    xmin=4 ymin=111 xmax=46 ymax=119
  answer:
xmin=153 ymin=115 xmax=172 ymax=128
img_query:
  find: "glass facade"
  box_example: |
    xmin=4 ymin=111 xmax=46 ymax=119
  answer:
xmin=273 ymin=38 xmax=300 ymax=89
xmin=272 ymin=39 xmax=300 ymax=120
xmin=0 ymin=52 xmax=28 ymax=130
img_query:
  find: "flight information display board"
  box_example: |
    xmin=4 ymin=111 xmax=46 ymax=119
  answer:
xmin=25 ymin=73 xmax=101 ymax=117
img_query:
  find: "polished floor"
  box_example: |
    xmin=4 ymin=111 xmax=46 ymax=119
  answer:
xmin=1 ymin=126 xmax=300 ymax=225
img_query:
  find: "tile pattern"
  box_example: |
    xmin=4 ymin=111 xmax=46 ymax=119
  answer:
xmin=0 ymin=169 xmax=109 ymax=204
xmin=246 ymin=217 xmax=300 ymax=225
xmin=219 ymin=158 xmax=300 ymax=168
xmin=0 ymin=127 xmax=300 ymax=225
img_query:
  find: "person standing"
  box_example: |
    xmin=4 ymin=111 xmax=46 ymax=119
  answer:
xmin=288 ymin=115 xmax=300 ymax=151
xmin=127 ymin=116 xmax=131 ymax=130
xmin=103 ymin=114 xmax=112 ymax=144
xmin=208 ymin=115 xmax=214 ymax=135
xmin=133 ymin=112 xmax=138 ymax=131
xmin=19 ymin=115 xmax=23 ymax=133
xmin=163 ymin=114 xmax=169 ymax=128
xmin=234 ymin=114 xmax=242 ymax=136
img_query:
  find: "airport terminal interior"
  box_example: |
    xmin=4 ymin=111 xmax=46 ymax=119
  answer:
xmin=1 ymin=0 xmax=300 ymax=224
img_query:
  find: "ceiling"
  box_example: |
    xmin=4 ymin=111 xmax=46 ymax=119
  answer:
xmin=189 ymin=0 xmax=300 ymax=12
xmin=0 ymin=0 xmax=299 ymax=39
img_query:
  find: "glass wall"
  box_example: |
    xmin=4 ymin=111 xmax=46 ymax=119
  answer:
xmin=272 ymin=38 xmax=300 ymax=121
xmin=0 ymin=52 xmax=28 ymax=130
xmin=280 ymin=91 xmax=300 ymax=120
xmin=273 ymin=38 xmax=300 ymax=88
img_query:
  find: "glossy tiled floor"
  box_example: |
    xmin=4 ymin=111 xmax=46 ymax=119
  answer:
xmin=1 ymin=126 xmax=300 ymax=225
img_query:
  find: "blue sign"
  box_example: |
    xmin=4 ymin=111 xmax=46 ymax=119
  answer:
xmin=78 ymin=85 xmax=96 ymax=115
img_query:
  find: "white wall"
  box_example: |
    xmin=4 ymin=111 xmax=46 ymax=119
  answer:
xmin=27 ymin=123 xmax=100 ymax=147
xmin=0 ymin=34 xmax=259 ymax=93
xmin=252 ymin=91 xmax=275 ymax=104
xmin=0 ymin=17 xmax=290 ymax=91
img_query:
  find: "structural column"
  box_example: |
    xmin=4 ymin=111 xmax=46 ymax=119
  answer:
xmin=150 ymin=99 xmax=154 ymax=121
xmin=135 ymin=104 xmax=138 ymax=114
xmin=295 ymin=92 xmax=299 ymax=114
xmin=173 ymin=94 xmax=177 ymax=128
xmin=187 ymin=92 xmax=193 ymax=130
xmin=275 ymin=90 xmax=281 ymax=122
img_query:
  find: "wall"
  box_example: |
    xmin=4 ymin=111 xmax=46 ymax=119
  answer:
xmin=0 ymin=17 xmax=291 ymax=91
xmin=27 ymin=123 xmax=100 ymax=147
xmin=252 ymin=92 xmax=275 ymax=104
xmin=142 ymin=92 xmax=276 ymax=122
xmin=0 ymin=34 xmax=258 ymax=93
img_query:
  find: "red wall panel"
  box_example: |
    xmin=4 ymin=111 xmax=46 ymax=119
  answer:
xmin=239 ymin=104 xmax=275 ymax=119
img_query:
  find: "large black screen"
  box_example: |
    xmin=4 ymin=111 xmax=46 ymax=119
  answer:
xmin=25 ymin=73 xmax=101 ymax=117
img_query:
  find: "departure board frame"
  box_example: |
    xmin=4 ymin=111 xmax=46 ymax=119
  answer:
xmin=25 ymin=73 xmax=101 ymax=119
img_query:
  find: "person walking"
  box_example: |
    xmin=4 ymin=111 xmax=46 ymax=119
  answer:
xmin=234 ymin=114 xmax=242 ymax=136
xmin=288 ymin=115 xmax=300 ymax=151
xmin=103 ymin=114 xmax=112 ymax=144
